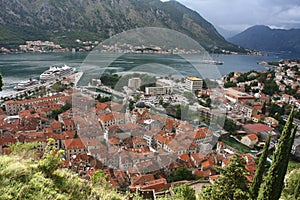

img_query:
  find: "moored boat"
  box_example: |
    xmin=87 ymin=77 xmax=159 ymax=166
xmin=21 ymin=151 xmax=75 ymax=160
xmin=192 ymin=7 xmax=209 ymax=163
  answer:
xmin=40 ymin=64 xmax=75 ymax=82
xmin=14 ymin=78 xmax=39 ymax=91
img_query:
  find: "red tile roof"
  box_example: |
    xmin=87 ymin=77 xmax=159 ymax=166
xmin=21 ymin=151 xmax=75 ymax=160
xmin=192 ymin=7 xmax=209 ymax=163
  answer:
xmin=64 ymin=138 xmax=86 ymax=150
xmin=178 ymin=154 xmax=190 ymax=162
xmin=51 ymin=120 xmax=62 ymax=129
xmin=243 ymin=123 xmax=273 ymax=133
xmin=191 ymin=153 xmax=206 ymax=163
xmin=247 ymin=134 xmax=258 ymax=141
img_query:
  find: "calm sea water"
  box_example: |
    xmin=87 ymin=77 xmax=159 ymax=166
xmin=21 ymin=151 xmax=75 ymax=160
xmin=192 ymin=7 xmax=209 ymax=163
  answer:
xmin=0 ymin=52 xmax=293 ymax=96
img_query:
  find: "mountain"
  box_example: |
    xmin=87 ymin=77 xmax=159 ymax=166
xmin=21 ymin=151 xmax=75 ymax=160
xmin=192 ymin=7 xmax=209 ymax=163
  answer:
xmin=0 ymin=0 xmax=244 ymax=53
xmin=228 ymin=25 xmax=300 ymax=54
xmin=216 ymin=26 xmax=239 ymax=39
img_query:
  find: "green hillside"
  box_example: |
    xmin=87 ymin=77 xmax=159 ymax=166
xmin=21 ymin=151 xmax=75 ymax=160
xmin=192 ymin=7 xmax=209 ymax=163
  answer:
xmin=0 ymin=0 xmax=245 ymax=53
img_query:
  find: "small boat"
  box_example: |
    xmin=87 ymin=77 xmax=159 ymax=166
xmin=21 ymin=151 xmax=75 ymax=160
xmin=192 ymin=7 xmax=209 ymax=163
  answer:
xmin=14 ymin=78 xmax=39 ymax=91
xmin=200 ymin=59 xmax=224 ymax=65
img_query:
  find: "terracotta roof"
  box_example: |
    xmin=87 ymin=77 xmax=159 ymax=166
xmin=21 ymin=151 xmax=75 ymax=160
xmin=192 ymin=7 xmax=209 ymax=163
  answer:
xmin=131 ymin=174 xmax=155 ymax=186
xmin=64 ymin=138 xmax=86 ymax=150
xmin=191 ymin=153 xmax=206 ymax=163
xmin=62 ymin=130 xmax=76 ymax=139
xmin=202 ymin=158 xmax=215 ymax=169
xmin=108 ymin=137 xmax=120 ymax=145
xmin=243 ymin=123 xmax=273 ymax=133
xmin=132 ymin=137 xmax=147 ymax=144
xmin=51 ymin=120 xmax=62 ymax=129
xmin=178 ymin=154 xmax=190 ymax=162
xmin=63 ymin=119 xmax=75 ymax=127
xmin=194 ymin=168 xmax=216 ymax=178
xmin=247 ymin=134 xmax=258 ymax=141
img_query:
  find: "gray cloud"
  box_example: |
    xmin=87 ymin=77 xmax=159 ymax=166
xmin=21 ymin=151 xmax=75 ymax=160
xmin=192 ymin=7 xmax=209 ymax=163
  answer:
xmin=171 ymin=0 xmax=300 ymax=32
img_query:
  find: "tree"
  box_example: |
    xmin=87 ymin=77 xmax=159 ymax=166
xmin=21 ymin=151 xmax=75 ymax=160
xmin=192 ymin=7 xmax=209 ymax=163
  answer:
xmin=173 ymin=184 xmax=196 ymax=200
xmin=281 ymin=169 xmax=300 ymax=200
xmin=258 ymin=107 xmax=298 ymax=200
xmin=223 ymin=118 xmax=236 ymax=133
xmin=0 ymin=73 xmax=3 ymax=91
xmin=38 ymin=138 xmax=65 ymax=177
xmin=262 ymin=102 xmax=266 ymax=115
xmin=168 ymin=167 xmax=196 ymax=182
xmin=50 ymin=103 xmax=72 ymax=119
xmin=250 ymin=135 xmax=271 ymax=200
xmin=91 ymin=169 xmax=109 ymax=186
xmin=263 ymin=80 xmax=279 ymax=96
xmin=224 ymin=81 xmax=237 ymax=88
xmin=199 ymin=154 xmax=251 ymax=200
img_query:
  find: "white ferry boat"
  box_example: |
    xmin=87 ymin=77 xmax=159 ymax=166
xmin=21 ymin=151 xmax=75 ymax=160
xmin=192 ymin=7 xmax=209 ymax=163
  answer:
xmin=200 ymin=59 xmax=224 ymax=65
xmin=40 ymin=64 xmax=75 ymax=82
xmin=14 ymin=78 xmax=39 ymax=91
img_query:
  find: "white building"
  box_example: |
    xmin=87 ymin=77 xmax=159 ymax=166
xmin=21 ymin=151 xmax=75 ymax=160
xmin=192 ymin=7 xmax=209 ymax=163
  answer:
xmin=185 ymin=77 xmax=203 ymax=91
xmin=128 ymin=77 xmax=141 ymax=90
xmin=145 ymin=86 xmax=173 ymax=96
xmin=89 ymin=78 xmax=102 ymax=87
xmin=241 ymin=134 xmax=258 ymax=147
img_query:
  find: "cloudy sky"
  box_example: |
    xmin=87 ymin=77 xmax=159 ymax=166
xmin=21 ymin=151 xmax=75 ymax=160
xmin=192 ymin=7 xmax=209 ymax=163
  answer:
xmin=170 ymin=0 xmax=300 ymax=34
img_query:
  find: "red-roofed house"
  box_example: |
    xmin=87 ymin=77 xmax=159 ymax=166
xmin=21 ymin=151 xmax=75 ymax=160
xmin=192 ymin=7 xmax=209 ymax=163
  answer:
xmin=132 ymin=137 xmax=148 ymax=148
xmin=190 ymin=153 xmax=206 ymax=168
xmin=51 ymin=120 xmax=62 ymax=134
xmin=241 ymin=134 xmax=259 ymax=147
xmin=129 ymin=174 xmax=169 ymax=192
xmin=62 ymin=138 xmax=87 ymax=159
xmin=243 ymin=123 xmax=275 ymax=140
xmin=63 ymin=119 xmax=75 ymax=131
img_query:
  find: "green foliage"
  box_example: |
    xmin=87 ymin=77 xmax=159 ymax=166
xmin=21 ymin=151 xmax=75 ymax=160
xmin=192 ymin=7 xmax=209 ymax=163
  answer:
xmin=268 ymin=103 xmax=285 ymax=118
xmin=0 ymin=73 xmax=3 ymax=91
xmin=263 ymin=80 xmax=279 ymax=96
xmin=168 ymin=167 xmax=196 ymax=182
xmin=9 ymin=141 xmax=39 ymax=158
xmin=51 ymin=81 xmax=68 ymax=93
xmin=95 ymin=94 xmax=111 ymax=102
xmin=224 ymin=118 xmax=236 ymax=133
xmin=262 ymin=102 xmax=266 ymax=115
xmin=91 ymin=170 xmax=109 ymax=186
xmin=226 ymin=72 xmax=235 ymax=82
xmin=173 ymin=184 xmax=196 ymax=200
xmin=100 ymin=74 xmax=121 ymax=89
xmin=258 ymin=107 xmax=298 ymax=200
xmin=267 ymin=62 xmax=280 ymax=66
xmin=0 ymin=140 xmax=125 ymax=200
xmin=129 ymin=100 xmax=135 ymax=111
xmin=250 ymin=135 xmax=271 ymax=200
xmin=199 ymin=154 xmax=251 ymax=200
xmin=224 ymin=81 xmax=237 ymax=88
xmin=37 ymin=138 xmax=65 ymax=177
xmin=199 ymin=94 xmax=212 ymax=107
xmin=288 ymin=161 xmax=300 ymax=172
xmin=281 ymin=169 xmax=300 ymax=200
xmin=216 ymin=117 xmax=236 ymax=133
xmin=50 ymin=102 xmax=72 ymax=120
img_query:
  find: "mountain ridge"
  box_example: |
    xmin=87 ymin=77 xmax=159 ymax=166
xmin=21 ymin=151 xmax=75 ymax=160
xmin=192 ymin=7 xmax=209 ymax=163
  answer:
xmin=228 ymin=25 xmax=300 ymax=54
xmin=0 ymin=0 xmax=245 ymax=53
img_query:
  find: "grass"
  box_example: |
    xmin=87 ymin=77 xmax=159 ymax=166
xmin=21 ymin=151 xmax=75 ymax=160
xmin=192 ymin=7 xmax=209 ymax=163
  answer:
xmin=288 ymin=160 xmax=300 ymax=172
xmin=221 ymin=136 xmax=253 ymax=153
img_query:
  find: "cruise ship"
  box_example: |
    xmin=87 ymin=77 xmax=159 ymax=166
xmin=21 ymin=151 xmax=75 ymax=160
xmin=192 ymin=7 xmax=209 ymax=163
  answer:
xmin=14 ymin=78 xmax=39 ymax=91
xmin=40 ymin=65 xmax=75 ymax=82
